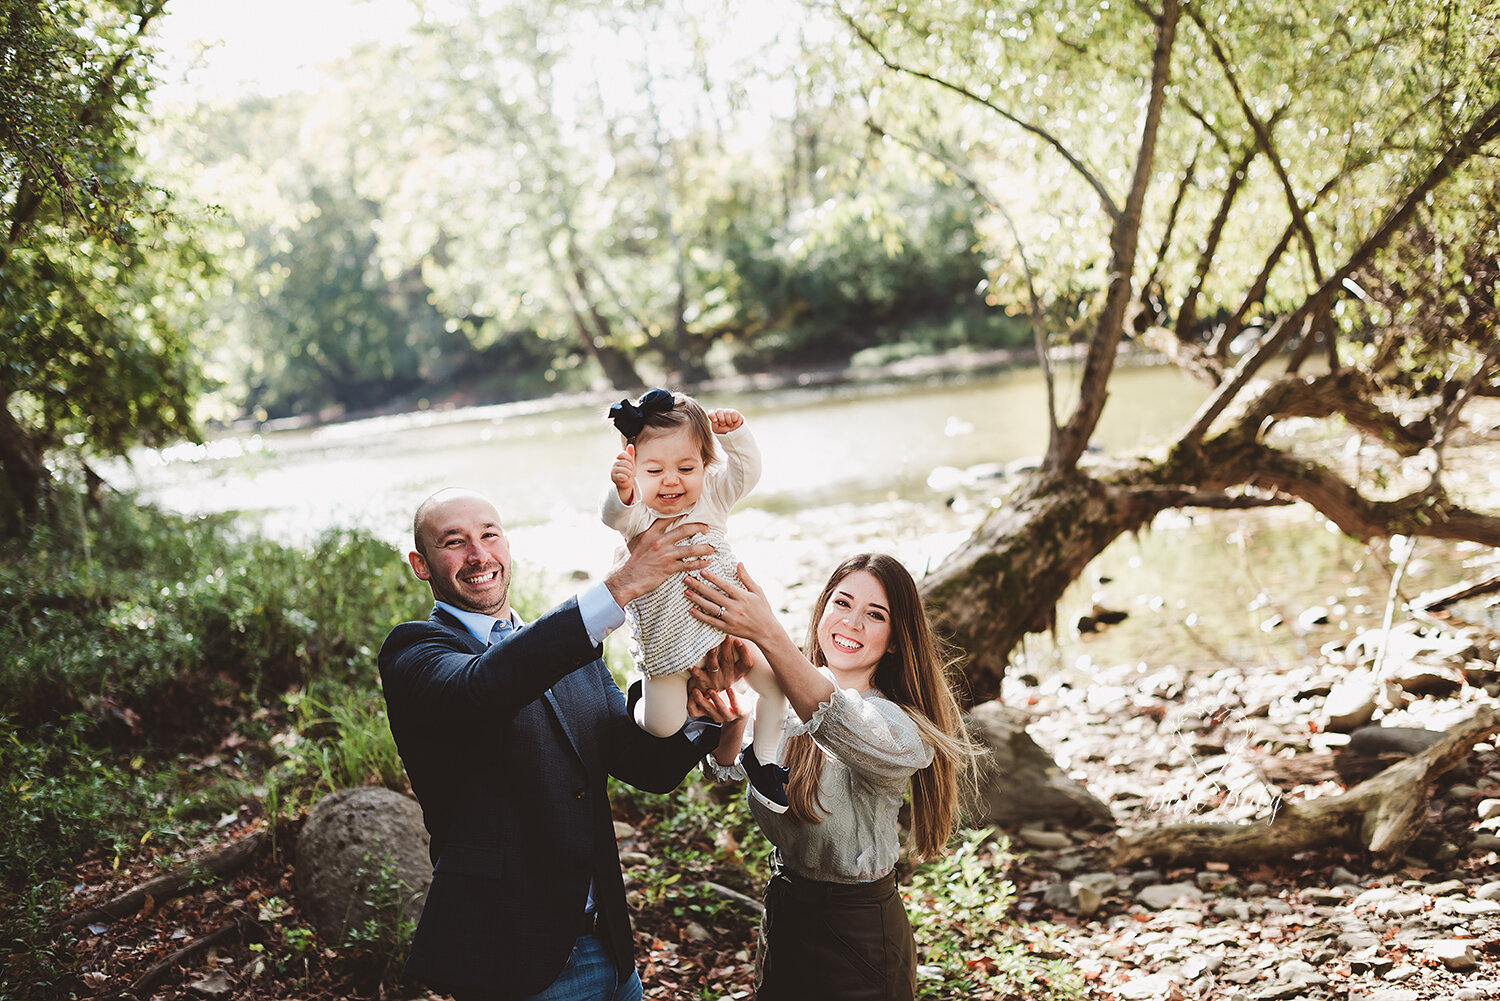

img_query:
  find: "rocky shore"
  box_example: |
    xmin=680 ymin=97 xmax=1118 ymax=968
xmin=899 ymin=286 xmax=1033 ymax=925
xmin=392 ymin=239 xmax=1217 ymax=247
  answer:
xmin=999 ymin=565 xmax=1500 ymax=1000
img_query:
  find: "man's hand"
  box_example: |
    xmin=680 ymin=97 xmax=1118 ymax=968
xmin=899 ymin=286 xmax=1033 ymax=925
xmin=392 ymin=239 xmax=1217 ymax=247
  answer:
xmin=689 ymin=637 xmax=755 ymax=694
xmin=708 ymin=408 xmax=744 ymax=434
xmin=611 ymin=445 xmax=636 ymax=504
xmin=604 ymin=518 xmax=713 ymax=607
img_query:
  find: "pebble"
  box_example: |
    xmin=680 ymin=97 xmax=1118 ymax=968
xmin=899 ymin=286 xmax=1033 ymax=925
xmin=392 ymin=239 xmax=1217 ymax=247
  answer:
xmin=1016 ymin=827 xmax=1074 ymax=849
xmin=1137 ymin=883 xmax=1205 ymax=910
xmin=1429 ymin=939 xmax=1479 ymax=970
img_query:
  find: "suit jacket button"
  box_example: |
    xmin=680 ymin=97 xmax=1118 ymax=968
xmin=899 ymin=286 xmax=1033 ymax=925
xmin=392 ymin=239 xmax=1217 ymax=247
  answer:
xmin=574 ymin=788 xmax=586 ymax=799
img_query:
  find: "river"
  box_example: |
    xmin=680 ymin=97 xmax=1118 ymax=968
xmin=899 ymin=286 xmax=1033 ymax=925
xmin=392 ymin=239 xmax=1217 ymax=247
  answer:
xmin=101 ymin=360 xmax=1478 ymax=675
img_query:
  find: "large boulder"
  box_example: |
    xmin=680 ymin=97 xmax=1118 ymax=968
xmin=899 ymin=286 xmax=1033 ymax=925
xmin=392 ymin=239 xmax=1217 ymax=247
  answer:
xmin=963 ymin=701 xmax=1115 ymax=829
xmin=295 ymin=786 xmax=431 ymax=952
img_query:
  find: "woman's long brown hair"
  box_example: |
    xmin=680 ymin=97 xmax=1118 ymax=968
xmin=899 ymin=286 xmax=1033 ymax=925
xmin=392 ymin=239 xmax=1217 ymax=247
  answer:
xmin=781 ymin=553 xmax=975 ymax=861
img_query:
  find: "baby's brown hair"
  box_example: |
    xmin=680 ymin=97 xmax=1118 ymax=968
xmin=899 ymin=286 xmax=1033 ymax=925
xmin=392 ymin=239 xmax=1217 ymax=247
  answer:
xmin=608 ymin=388 xmax=717 ymax=466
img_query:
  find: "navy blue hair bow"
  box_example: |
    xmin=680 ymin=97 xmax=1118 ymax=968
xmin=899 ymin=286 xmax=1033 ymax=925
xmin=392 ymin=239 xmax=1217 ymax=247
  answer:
xmin=609 ymin=388 xmax=674 ymax=439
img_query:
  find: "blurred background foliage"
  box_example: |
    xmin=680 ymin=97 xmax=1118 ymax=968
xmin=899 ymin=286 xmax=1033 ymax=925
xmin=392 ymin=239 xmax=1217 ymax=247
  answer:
xmin=4 ymin=0 xmax=1497 ymax=528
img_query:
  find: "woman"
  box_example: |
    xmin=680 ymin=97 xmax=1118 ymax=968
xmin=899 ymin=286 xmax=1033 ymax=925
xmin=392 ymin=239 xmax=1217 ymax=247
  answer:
xmin=683 ymin=553 xmax=977 ymax=1001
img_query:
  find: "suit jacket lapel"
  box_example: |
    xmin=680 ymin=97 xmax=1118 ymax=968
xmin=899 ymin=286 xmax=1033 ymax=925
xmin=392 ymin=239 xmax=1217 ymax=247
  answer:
xmin=430 ymin=606 xmax=487 ymax=654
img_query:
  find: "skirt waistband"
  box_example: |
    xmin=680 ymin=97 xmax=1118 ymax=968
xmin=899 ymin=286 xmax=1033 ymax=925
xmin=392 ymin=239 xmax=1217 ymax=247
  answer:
xmin=771 ymin=867 xmax=898 ymax=904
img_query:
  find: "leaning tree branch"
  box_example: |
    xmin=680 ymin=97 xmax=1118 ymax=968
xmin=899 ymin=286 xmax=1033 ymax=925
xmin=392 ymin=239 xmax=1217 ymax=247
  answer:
xmin=1431 ymin=336 xmax=1500 ymax=470
xmin=1180 ymin=95 xmax=1500 ymax=445
xmin=1189 ymin=435 xmax=1500 ymax=546
xmin=52 ymin=829 xmax=268 ymax=933
xmin=835 ymin=4 xmax=1122 ymax=223
xmin=1235 ymin=371 xmax=1436 ymax=457
xmin=1048 ymin=0 xmax=1181 ymax=471
xmin=1136 ymin=142 xmax=1200 ymax=329
xmin=1186 ymin=5 xmax=1325 ymax=289
xmin=1116 ymin=486 xmax=1292 ymax=511
xmin=865 ymin=119 xmax=1061 ymax=440
xmin=1174 ymin=141 xmax=1260 ymax=346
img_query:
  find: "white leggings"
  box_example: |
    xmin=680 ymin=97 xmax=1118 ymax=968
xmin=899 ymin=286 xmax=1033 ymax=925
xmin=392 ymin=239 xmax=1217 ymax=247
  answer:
xmin=638 ymin=660 xmax=787 ymax=764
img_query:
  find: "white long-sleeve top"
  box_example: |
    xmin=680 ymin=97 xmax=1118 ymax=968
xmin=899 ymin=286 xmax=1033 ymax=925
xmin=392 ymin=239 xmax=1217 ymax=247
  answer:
xmin=600 ymin=425 xmax=762 ymax=677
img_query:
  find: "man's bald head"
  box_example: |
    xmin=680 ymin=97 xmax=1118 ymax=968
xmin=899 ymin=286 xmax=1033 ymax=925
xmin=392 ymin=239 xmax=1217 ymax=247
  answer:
xmin=407 ymin=488 xmax=513 ymax=617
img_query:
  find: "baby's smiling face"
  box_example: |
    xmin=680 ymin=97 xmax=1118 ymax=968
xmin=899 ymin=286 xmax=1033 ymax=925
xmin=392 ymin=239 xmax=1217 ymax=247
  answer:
xmin=633 ymin=426 xmax=707 ymax=516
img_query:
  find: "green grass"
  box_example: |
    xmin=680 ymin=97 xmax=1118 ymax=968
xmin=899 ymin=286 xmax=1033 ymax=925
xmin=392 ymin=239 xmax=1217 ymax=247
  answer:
xmin=908 ymin=829 xmax=1085 ymax=1000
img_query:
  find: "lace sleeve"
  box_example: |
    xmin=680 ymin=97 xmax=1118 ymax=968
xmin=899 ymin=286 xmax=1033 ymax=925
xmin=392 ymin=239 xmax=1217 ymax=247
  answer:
xmin=701 ymin=754 xmax=746 ymax=783
xmin=788 ymin=686 xmax=933 ymax=788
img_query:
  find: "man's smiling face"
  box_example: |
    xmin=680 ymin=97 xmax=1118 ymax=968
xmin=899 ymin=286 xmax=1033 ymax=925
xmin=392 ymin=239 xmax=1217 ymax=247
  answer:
xmin=408 ymin=490 xmax=513 ymax=617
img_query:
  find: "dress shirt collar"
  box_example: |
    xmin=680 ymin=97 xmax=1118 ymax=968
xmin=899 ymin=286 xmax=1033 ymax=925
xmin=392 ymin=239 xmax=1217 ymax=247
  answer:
xmin=434 ymin=600 xmax=524 ymax=647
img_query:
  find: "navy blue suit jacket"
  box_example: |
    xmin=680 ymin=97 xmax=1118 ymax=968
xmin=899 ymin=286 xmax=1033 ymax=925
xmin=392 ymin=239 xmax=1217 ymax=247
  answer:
xmin=378 ymin=598 xmax=715 ymax=998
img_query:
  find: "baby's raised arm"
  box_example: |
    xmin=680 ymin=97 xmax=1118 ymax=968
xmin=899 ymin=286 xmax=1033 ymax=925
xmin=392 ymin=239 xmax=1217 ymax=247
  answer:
xmin=611 ymin=443 xmax=637 ymax=504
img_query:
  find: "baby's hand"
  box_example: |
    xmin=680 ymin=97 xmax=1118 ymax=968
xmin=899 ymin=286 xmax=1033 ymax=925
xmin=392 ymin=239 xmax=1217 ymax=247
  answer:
xmin=709 ymin=408 xmax=744 ymax=434
xmin=611 ymin=445 xmax=636 ymax=504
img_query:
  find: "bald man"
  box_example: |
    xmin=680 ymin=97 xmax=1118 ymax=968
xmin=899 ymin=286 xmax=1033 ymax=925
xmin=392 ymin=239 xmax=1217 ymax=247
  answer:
xmin=379 ymin=488 xmax=723 ymax=1001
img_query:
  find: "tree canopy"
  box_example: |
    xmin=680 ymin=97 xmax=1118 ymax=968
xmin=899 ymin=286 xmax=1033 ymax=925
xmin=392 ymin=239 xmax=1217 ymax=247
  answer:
xmin=0 ymin=0 xmax=206 ymax=532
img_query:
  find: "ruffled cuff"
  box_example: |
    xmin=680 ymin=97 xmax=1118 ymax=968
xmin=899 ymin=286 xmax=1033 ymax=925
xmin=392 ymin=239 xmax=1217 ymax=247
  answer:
xmin=784 ymin=684 xmax=857 ymax=738
xmin=702 ymin=754 xmax=746 ymax=783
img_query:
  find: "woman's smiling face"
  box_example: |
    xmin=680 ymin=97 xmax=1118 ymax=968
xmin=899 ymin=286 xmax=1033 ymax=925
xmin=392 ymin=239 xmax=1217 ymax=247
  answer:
xmin=816 ymin=570 xmax=893 ymax=687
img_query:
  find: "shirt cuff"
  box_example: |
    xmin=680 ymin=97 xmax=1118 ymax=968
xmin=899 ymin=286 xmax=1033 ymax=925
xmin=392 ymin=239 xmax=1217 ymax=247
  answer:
xmin=578 ymin=582 xmax=626 ymax=646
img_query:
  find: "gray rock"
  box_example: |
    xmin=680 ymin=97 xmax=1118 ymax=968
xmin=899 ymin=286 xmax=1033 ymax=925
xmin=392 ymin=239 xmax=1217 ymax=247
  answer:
xmin=1435 ymin=896 xmax=1500 ymax=916
xmin=1016 ymin=826 xmax=1075 ymax=849
xmin=1348 ymin=952 xmax=1394 ymax=976
xmin=1129 ymin=868 xmax=1163 ymax=887
xmin=1428 ymin=942 xmax=1476 ymax=972
xmin=1478 ymin=797 xmax=1500 ymax=821
xmin=294 ymin=786 xmax=431 ymax=952
xmin=1213 ymin=899 xmax=1251 ymax=920
xmin=1384 ymin=661 xmax=1466 ymax=698
xmin=1137 ymin=882 xmax=1204 ymax=910
xmin=1276 ymin=959 xmax=1325 ymax=986
xmin=1330 ymin=866 xmax=1362 ymax=886
xmin=962 ymin=702 xmax=1115 ymax=828
xmin=1475 ymin=880 xmax=1500 ymax=901
xmin=1323 ymin=674 xmax=1379 ymax=732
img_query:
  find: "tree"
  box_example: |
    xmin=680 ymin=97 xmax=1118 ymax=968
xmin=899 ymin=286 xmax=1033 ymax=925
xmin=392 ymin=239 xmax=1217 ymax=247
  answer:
xmin=0 ymin=0 xmax=204 ymax=532
xmin=830 ymin=0 xmax=1500 ymax=704
xmin=237 ymin=181 xmax=469 ymax=419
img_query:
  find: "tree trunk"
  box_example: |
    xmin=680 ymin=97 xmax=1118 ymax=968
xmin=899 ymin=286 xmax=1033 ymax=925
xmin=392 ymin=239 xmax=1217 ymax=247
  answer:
xmin=0 ymin=391 xmax=52 ymax=530
xmin=920 ymin=469 xmax=1173 ymax=706
xmin=1107 ymin=706 xmax=1500 ymax=869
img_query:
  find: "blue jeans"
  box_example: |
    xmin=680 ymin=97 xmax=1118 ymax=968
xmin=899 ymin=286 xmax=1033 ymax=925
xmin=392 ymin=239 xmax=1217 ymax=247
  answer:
xmin=520 ymin=933 xmax=642 ymax=1001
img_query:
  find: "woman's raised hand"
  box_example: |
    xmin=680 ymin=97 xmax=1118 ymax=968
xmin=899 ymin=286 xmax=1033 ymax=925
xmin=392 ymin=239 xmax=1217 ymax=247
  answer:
xmin=685 ymin=563 xmax=777 ymax=644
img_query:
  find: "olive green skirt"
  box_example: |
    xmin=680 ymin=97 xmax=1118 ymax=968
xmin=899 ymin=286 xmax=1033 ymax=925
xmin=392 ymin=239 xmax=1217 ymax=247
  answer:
xmin=755 ymin=869 xmax=916 ymax=1001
